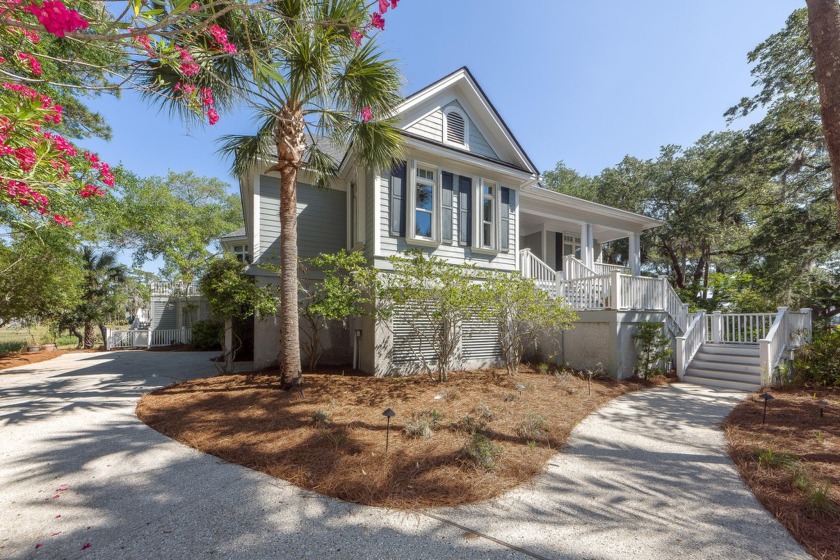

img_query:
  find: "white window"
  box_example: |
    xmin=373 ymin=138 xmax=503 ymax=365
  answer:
xmin=443 ymin=107 xmax=469 ymax=148
xmin=563 ymin=235 xmax=581 ymax=260
xmin=481 ymin=181 xmax=495 ymax=249
xmin=232 ymin=244 xmax=251 ymax=263
xmin=414 ymin=167 xmax=436 ymax=239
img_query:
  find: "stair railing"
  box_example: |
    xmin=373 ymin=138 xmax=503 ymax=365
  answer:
xmin=759 ymin=307 xmax=789 ymax=386
xmin=519 ymin=249 xmax=558 ymax=297
xmin=675 ymin=310 xmax=706 ymax=380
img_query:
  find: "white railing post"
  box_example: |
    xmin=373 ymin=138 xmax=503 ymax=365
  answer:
xmin=712 ymin=311 xmax=722 ymax=343
xmin=676 ymin=335 xmax=686 ymax=379
xmin=609 ymin=270 xmax=622 ymax=310
xmin=104 ymin=327 xmax=112 ymax=351
xmin=759 ymin=338 xmax=770 ymax=383
xmin=680 ymin=303 xmax=690 ymax=332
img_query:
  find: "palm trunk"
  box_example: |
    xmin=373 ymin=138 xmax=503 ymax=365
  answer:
xmin=272 ymin=104 xmax=305 ymax=386
xmin=83 ymin=322 xmax=95 ymax=349
xmin=805 ymin=0 xmax=840 ymax=231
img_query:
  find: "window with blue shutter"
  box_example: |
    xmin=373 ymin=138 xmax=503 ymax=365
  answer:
xmin=458 ymin=176 xmax=472 ymax=246
xmin=442 ymin=172 xmax=454 ymax=243
xmin=500 ymin=187 xmax=511 ymax=252
xmin=389 ymin=161 xmax=407 ymax=237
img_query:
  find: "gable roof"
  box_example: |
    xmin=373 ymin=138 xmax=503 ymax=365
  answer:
xmin=221 ymin=227 xmax=246 ymax=239
xmin=393 ymin=66 xmax=539 ymax=176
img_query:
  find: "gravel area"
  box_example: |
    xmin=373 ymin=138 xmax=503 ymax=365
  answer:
xmin=0 ymin=353 xmax=809 ymax=559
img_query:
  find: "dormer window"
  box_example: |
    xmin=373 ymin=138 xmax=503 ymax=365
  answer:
xmin=443 ymin=107 xmax=469 ymax=147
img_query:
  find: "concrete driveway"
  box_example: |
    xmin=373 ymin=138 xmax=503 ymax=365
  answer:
xmin=0 ymin=352 xmax=808 ymax=559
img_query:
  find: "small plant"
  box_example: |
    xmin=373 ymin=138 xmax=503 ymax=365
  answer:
xmin=517 ymin=413 xmax=548 ymax=440
xmin=404 ymin=409 xmax=442 ymax=438
xmin=633 ymin=322 xmax=672 ymax=378
xmin=460 ymin=433 xmax=503 ymax=470
xmin=473 ymin=403 xmax=495 ymax=421
xmin=815 ymin=430 xmax=824 ymax=444
xmin=312 ymin=410 xmax=331 ymax=428
xmin=324 ymin=431 xmax=348 ymax=448
xmin=503 ymin=393 xmax=517 ymax=403
xmin=755 ymin=447 xmax=798 ymax=469
xmin=438 ymin=389 xmax=458 ymax=401
xmin=806 ymin=482 xmax=840 ymax=517
xmin=451 ymin=414 xmax=487 ymax=435
xmin=537 ymin=363 xmax=549 ymax=374
xmin=526 ymin=440 xmax=538 ymax=450
xmin=792 ymin=467 xmax=812 ymax=492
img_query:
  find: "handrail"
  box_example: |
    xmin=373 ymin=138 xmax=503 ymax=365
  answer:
xmin=563 ymin=255 xmax=597 ymax=280
xmin=150 ymin=281 xmax=201 ymax=297
xmin=759 ymin=307 xmax=789 ymax=386
xmin=706 ymin=312 xmax=776 ymax=344
xmin=676 ymin=311 xmax=705 ymax=379
xmin=591 ymin=261 xmax=629 ymax=276
xmin=519 ymin=249 xmax=558 ymax=297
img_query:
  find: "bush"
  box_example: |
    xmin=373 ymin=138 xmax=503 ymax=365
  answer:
xmin=460 ymin=433 xmax=503 ymax=470
xmin=450 ymin=415 xmax=487 ymax=435
xmin=633 ymin=322 xmax=672 ymax=378
xmin=517 ymin=413 xmax=548 ymax=440
xmin=792 ymin=328 xmax=840 ymax=387
xmin=404 ymin=409 xmax=442 ymax=438
xmin=191 ymin=319 xmax=223 ymax=350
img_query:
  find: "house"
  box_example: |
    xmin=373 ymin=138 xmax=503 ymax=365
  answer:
xmin=230 ymin=67 xmax=810 ymax=389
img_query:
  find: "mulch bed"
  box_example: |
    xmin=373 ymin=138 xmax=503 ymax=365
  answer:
xmin=725 ymin=389 xmax=840 ymax=559
xmin=137 ymin=367 xmax=665 ymax=509
xmin=0 ymin=349 xmax=70 ymax=371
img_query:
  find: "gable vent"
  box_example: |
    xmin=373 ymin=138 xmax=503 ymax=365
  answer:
xmin=446 ymin=110 xmax=466 ymax=145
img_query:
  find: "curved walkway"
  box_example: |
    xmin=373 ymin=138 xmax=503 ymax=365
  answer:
xmin=0 ymin=352 xmax=808 ymax=559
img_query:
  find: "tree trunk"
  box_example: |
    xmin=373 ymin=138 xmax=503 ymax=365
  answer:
xmin=98 ymin=323 xmax=108 ymax=348
xmin=83 ymin=322 xmax=95 ymax=349
xmin=806 ymin=0 xmax=840 ymax=231
xmin=271 ymin=104 xmax=306 ymax=386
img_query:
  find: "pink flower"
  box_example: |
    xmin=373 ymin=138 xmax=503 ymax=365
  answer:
xmin=350 ymin=30 xmax=363 ymax=46
xmin=189 ymin=2 xmax=198 ymax=9
xmin=79 ymin=184 xmax=103 ymax=198
xmin=176 ymin=46 xmax=199 ymax=76
xmin=361 ymin=106 xmax=373 ymax=122
xmin=378 ymin=0 xmax=388 ymax=13
xmin=81 ymin=543 xmax=91 ymax=550
xmin=207 ymin=24 xmax=237 ymax=54
xmin=54 ymin=215 xmax=73 ymax=226
xmin=24 ymin=29 xmax=40 ymax=43
xmin=200 ymin=87 xmax=213 ymax=107
xmin=13 ymin=147 xmax=36 ymax=171
xmin=24 ymin=1 xmax=89 ymax=38
xmin=207 ymin=107 xmax=219 ymax=125
xmin=370 ymin=12 xmax=385 ymax=31
xmin=17 ymin=52 xmax=42 ymax=76
xmin=135 ymin=34 xmax=155 ymax=57
xmin=391 ymin=0 xmax=399 ymax=7
xmin=0 ymin=56 xmax=5 ymax=64
xmin=98 ymin=162 xmax=114 ymax=186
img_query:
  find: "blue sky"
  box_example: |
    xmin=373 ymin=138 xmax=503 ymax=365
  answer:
xmin=82 ymin=0 xmax=802 ymax=190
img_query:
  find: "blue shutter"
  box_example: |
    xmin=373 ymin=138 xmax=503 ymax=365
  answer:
xmin=389 ymin=162 xmax=407 ymax=237
xmin=442 ymin=172 xmax=454 ymax=243
xmin=500 ymin=187 xmax=511 ymax=252
xmin=458 ymin=176 xmax=472 ymax=246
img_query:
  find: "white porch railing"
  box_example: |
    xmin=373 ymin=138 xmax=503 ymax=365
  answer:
xmin=676 ymin=310 xmax=706 ymax=379
xmin=759 ymin=307 xmax=790 ymax=386
xmin=151 ymin=281 xmax=200 ymax=297
xmin=558 ymin=274 xmax=611 ymax=309
xmin=106 ymin=327 xmax=192 ymax=349
xmin=705 ymin=312 xmax=776 ymax=344
xmin=619 ymin=275 xmax=663 ymax=311
xmin=591 ymin=262 xmax=629 ymax=276
xmin=563 ymin=255 xmax=596 ymax=280
xmin=519 ymin=249 xmax=557 ymax=295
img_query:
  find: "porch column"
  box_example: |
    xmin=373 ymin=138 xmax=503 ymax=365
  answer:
xmin=580 ymin=223 xmax=594 ymax=268
xmin=629 ymin=232 xmax=641 ymax=276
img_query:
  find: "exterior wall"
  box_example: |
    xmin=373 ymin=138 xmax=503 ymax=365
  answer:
xmin=256 ymin=177 xmax=347 ymax=266
xmin=521 ymin=232 xmax=542 ymax=259
xmin=150 ymin=298 xmax=176 ymax=330
xmin=377 ymin=173 xmax=518 ymax=271
xmin=529 ymin=310 xmax=670 ymax=379
xmin=405 ymin=100 xmax=499 ymax=161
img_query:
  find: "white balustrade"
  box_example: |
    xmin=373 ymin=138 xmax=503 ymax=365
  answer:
xmin=676 ymin=310 xmax=706 ymax=379
xmin=557 ymin=274 xmax=611 ymax=309
xmin=760 ymin=307 xmax=789 ymax=386
xmin=150 ymin=281 xmax=201 ymax=297
xmin=520 ymin=249 xmax=558 ymax=297
xmin=706 ymin=312 xmax=776 ymax=344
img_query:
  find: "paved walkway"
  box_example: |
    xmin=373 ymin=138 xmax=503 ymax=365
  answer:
xmin=0 ymin=352 xmax=808 ymax=559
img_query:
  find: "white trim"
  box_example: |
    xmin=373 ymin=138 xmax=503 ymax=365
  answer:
xmin=521 ymin=184 xmax=662 ymax=230
xmin=252 ymin=173 xmax=261 ymax=260
xmin=373 ymin=170 xmax=381 ymax=256
xmin=442 ymin=105 xmax=469 ymax=149
xmin=402 ymin=136 xmax=535 ymax=183
xmin=407 ymin=160 xmax=441 ymax=244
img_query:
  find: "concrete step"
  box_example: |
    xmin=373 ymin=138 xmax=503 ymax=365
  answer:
xmin=684 ymin=366 xmax=762 ymax=384
xmin=688 ymin=361 xmax=762 ymax=376
xmin=683 ymin=374 xmax=760 ymax=392
xmin=699 ymin=343 xmax=760 ymax=357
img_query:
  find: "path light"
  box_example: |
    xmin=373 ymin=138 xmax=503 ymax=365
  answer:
xmin=515 ymin=383 xmax=526 ymax=397
xmin=816 ymin=400 xmax=829 ymax=418
xmin=382 ymin=408 xmax=396 ymax=453
xmin=583 ymin=370 xmax=594 ymax=396
xmin=759 ymin=393 xmax=774 ymax=425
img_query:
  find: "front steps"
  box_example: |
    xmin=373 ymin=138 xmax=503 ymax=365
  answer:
xmin=683 ymin=343 xmax=762 ymax=391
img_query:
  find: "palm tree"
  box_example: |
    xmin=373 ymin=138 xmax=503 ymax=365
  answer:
xmin=77 ymin=247 xmax=127 ymax=349
xmin=215 ymin=1 xmax=403 ymax=386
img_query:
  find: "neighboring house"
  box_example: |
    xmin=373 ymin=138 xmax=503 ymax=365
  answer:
xmin=231 ymin=67 xmax=810 ymax=390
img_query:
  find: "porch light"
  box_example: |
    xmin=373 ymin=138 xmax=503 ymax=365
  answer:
xmin=759 ymin=393 xmax=774 ymax=425
xmin=382 ymin=408 xmax=396 ymax=453
xmin=515 ymin=383 xmax=526 ymax=396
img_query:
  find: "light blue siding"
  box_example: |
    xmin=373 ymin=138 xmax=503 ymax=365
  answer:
xmin=257 ymin=176 xmax=346 ymax=266
xmin=442 ymin=100 xmax=499 ymax=160
xmin=405 ymin=99 xmax=500 ymax=162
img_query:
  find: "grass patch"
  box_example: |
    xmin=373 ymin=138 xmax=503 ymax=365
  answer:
xmin=726 ymin=388 xmax=840 ymax=558
xmin=137 ymin=366 xmax=662 ymax=508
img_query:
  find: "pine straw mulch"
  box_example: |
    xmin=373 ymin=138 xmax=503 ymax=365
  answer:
xmin=137 ymin=367 xmax=665 ymax=509
xmin=0 ymin=348 xmax=71 ymax=371
xmin=725 ymin=388 xmax=840 ymax=560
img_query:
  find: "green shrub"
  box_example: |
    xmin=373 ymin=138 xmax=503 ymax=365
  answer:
xmin=792 ymin=328 xmax=840 ymax=387
xmin=806 ymin=482 xmax=839 ymax=517
xmin=460 ymin=433 xmax=503 ymax=470
xmin=517 ymin=413 xmax=548 ymax=440
xmin=312 ymin=410 xmax=331 ymax=428
xmin=0 ymin=340 xmax=26 ymax=354
xmin=451 ymin=415 xmax=487 ymax=435
xmin=473 ymin=403 xmax=495 ymax=421
xmin=633 ymin=322 xmax=672 ymax=378
xmin=404 ymin=409 xmax=442 ymax=438
xmin=191 ymin=319 xmax=223 ymax=350
xmin=755 ymin=447 xmax=798 ymax=469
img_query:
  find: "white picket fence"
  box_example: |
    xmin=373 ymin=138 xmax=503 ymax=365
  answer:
xmin=106 ymin=327 xmax=192 ymax=349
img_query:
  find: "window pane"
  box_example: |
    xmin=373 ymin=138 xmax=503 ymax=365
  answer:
xmin=416 ymin=184 xmax=433 ymax=210
xmin=483 ymin=198 xmax=493 ymax=222
xmin=415 ymin=211 xmax=432 ymax=238
xmin=483 ymin=223 xmax=491 ymax=246
xmin=483 ymin=184 xmax=493 ymax=196
xmin=575 ymin=246 xmax=581 ymax=259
